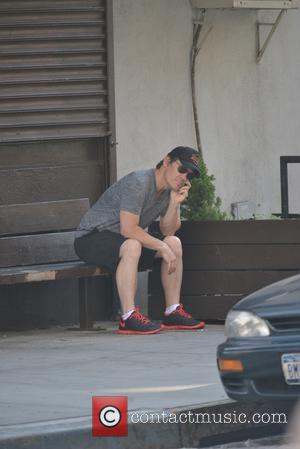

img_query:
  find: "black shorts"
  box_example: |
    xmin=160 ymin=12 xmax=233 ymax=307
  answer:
xmin=74 ymin=229 xmax=164 ymax=274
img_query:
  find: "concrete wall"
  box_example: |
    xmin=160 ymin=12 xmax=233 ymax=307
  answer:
xmin=113 ymin=0 xmax=195 ymax=176
xmin=113 ymin=1 xmax=300 ymax=217
xmin=196 ymin=9 xmax=300 ymax=217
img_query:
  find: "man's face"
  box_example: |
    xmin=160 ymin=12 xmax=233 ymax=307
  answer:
xmin=164 ymin=158 xmax=193 ymax=191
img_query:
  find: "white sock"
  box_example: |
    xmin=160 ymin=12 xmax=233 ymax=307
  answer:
xmin=122 ymin=309 xmax=135 ymax=321
xmin=165 ymin=304 xmax=180 ymax=315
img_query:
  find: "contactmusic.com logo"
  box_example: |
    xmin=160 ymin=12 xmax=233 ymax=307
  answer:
xmin=92 ymin=396 xmax=128 ymax=437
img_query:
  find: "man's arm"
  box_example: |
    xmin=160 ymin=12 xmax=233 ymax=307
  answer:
xmin=159 ymin=201 xmax=181 ymax=236
xmin=120 ymin=210 xmax=166 ymax=252
xmin=120 ymin=211 xmax=177 ymax=274
xmin=159 ymin=180 xmax=191 ymax=236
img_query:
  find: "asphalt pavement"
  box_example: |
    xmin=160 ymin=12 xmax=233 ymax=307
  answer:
xmin=200 ymin=434 xmax=295 ymax=448
xmin=0 ymin=324 xmax=226 ymax=427
xmin=0 ymin=323 xmax=294 ymax=449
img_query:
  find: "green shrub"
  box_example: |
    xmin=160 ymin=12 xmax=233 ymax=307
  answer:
xmin=181 ymin=160 xmax=228 ymax=221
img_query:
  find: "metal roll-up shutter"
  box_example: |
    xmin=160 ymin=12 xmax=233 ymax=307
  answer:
xmin=0 ymin=0 xmax=114 ymax=329
xmin=0 ymin=0 xmax=109 ymax=142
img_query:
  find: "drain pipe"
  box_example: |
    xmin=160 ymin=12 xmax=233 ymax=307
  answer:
xmin=190 ymin=7 xmax=212 ymax=160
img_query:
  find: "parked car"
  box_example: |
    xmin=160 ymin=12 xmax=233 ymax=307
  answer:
xmin=217 ymin=274 xmax=300 ymax=401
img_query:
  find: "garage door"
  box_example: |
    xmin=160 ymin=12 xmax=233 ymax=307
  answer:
xmin=0 ymin=0 xmax=112 ymax=206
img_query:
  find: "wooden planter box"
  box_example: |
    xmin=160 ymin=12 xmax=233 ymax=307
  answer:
xmin=148 ymin=220 xmax=300 ymax=320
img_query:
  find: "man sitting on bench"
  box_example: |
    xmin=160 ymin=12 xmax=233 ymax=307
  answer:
xmin=74 ymin=146 xmax=205 ymax=335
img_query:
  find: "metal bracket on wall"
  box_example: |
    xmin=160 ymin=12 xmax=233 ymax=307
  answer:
xmin=256 ymin=9 xmax=286 ymax=62
xmin=191 ymin=0 xmax=299 ymax=62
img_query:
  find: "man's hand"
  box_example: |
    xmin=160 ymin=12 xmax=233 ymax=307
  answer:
xmin=159 ymin=243 xmax=177 ymax=274
xmin=170 ymin=180 xmax=191 ymax=205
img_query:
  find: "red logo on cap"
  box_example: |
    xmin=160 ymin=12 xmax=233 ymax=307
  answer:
xmin=191 ymin=154 xmax=199 ymax=165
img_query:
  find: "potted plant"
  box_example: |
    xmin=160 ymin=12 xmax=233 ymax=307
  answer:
xmin=180 ymin=160 xmax=227 ymax=221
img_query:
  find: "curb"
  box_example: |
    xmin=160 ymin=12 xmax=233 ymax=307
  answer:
xmin=0 ymin=399 xmax=295 ymax=449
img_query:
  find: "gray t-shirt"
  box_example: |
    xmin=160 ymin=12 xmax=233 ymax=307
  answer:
xmin=76 ymin=169 xmax=171 ymax=237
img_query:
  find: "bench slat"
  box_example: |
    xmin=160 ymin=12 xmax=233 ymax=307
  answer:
xmin=0 ymin=198 xmax=89 ymax=236
xmin=0 ymin=231 xmax=80 ymax=267
xmin=0 ymin=261 xmax=107 ymax=285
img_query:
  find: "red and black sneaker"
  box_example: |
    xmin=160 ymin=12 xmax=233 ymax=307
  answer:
xmin=162 ymin=304 xmax=206 ymax=330
xmin=118 ymin=308 xmax=162 ymax=335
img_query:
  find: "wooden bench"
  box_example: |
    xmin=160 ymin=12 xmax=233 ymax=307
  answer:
xmin=0 ymin=198 xmax=109 ymax=329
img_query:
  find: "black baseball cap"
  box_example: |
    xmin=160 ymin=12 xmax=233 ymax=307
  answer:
xmin=168 ymin=146 xmax=200 ymax=177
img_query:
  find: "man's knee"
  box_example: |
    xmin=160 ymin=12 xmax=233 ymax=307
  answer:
xmin=163 ymin=236 xmax=182 ymax=257
xmin=120 ymin=238 xmax=142 ymax=260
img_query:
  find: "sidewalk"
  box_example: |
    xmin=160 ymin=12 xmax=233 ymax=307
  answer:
xmin=0 ymin=324 xmax=291 ymax=449
xmin=0 ymin=324 xmax=226 ymax=427
xmin=0 ymin=324 xmax=225 ymax=424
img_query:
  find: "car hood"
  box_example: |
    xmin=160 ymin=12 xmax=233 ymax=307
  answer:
xmin=233 ymin=274 xmax=300 ymax=319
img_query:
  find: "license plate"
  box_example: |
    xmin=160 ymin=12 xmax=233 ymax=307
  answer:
xmin=282 ymin=353 xmax=300 ymax=385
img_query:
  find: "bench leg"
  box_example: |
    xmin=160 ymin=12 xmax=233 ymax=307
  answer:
xmin=78 ymin=278 xmax=93 ymax=329
xmin=112 ymin=274 xmax=121 ymax=320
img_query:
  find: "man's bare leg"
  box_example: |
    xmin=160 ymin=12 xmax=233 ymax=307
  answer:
xmin=116 ymin=239 xmax=142 ymax=313
xmin=158 ymin=235 xmax=205 ymax=329
xmin=160 ymin=236 xmax=183 ymax=306
xmin=116 ymin=238 xmax=162 ymax=335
